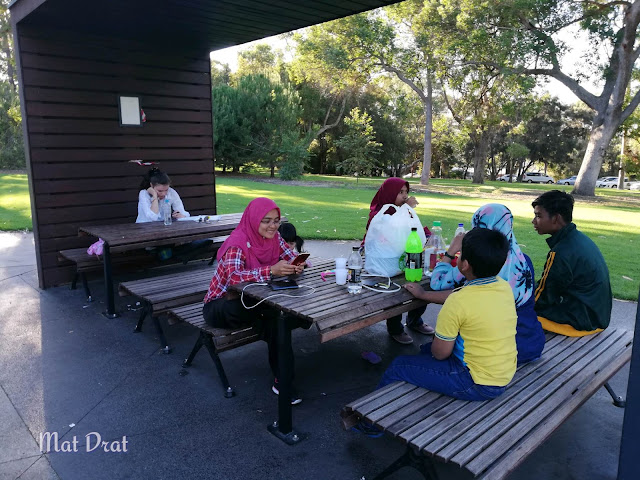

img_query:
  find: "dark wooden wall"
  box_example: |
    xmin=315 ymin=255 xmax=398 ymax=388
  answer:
xmin=14 ymin=26 xmax=216 ymax=288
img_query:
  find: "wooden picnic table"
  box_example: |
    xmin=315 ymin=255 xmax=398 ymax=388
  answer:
xmin=79 ymin=213 xmax=243 ymax=317
xmin=229 ymin=256 xmax=431 ymax=445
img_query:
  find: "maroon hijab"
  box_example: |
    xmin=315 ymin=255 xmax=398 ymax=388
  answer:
xmin=216 ymin=197 xmax=281 ymax=270
xmin=366 ymin=177 xmax=410 ymax=230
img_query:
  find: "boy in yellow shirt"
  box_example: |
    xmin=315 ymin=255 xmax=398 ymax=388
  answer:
xmin=379 ymin=228 xmax=517 ymax=401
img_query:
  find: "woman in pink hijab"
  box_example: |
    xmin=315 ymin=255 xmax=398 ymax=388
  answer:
xmin=203 ymin=197 xmax=305 ymax=405
xmin=365 ymin=178 xmax=434 ymax=345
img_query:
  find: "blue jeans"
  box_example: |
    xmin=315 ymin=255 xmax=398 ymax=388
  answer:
xmin=378 ymin=342 xmax=506 ymax=401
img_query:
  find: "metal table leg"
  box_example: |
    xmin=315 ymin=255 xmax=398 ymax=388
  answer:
xmin=268 ymin=314 xmax=302 ymax=445
xmin=102 ymin=242 xmax=119 ymax=318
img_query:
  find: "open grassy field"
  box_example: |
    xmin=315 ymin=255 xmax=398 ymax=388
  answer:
xmin=0 ymin=174 xmax=31 ymax=231
xmin=1 ymin=172 xmax=638 ymax=300
xmin=215 ymin=175 xmax=640 ymax=301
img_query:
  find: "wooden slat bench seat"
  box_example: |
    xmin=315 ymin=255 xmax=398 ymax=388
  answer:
xmin=59 ymin=248 xmax=157 ymax=301
xmin=341 ymin=329 xmax=633 ymax=480
xmin=60 ymin=235 xmax=228 ymax=302
xmin=118 ymin=266 xmax=216 ymax=353
xmin=167 ymin=302 xmax=261 ymax=398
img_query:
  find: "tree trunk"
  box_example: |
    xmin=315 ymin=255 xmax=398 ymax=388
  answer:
xmin=419 ymin=76 xmax=433 ymax=185
xmin=619 ymin=130 xmax=627 ymax=190
xmin=471 ymin=131 xmax=489 ymax=184
xmin=319 ymin=135 xmax=326 ymax=174
xmin=270 ymin=162 xmax=275 ymax=178
xmin=573 ymin=116 xmax=620 ymax=196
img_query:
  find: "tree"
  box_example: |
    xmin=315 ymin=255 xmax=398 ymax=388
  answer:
xmin=211 ymin=60 xmax=231 ymax=87
xmin=236 ymin=75 xmax=303 ymax=177
xmin=440 ymin=0 xmax=640 ymax=195
xmin=291 ymin=9 xmax=441 ymax=185
xmin=236 ymin=43 xmax=280 ymax=80
xmin=211 ymin=84 xmax=252 ymax=172
xmin=0 ymin=1 xmax=23 ymax=169
xmin=334 ymin=108 xmax=382 ymax=175
xmin=0 ymin=0 xmax=16 ymax=91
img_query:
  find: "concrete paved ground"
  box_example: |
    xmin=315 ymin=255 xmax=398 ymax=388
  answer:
xmin=0 ymin=232 xmax=636 ymax=480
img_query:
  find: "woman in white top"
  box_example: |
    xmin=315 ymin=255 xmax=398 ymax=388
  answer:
xmin=136 ymin=168 xmax=189 ymax=223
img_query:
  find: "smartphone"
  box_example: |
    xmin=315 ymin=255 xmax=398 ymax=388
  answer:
xmin=270 ymin=279 xmax=299 ymax=290
xmin=291 ymin=252 xmax=310 ymax=266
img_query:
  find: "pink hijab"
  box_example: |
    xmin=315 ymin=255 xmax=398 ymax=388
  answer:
xmin=366 ymin=177 xmax=409 ymax=230
xmin=216 ymin=197 xmax=281 ymax=270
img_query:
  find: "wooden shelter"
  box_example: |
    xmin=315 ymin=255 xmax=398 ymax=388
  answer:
xmin=9 ymin=0 xmax=402 ymax=289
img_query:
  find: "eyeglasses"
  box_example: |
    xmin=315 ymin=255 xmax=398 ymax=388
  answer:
xmin=260 ymin=218 xmax=281 ymax=226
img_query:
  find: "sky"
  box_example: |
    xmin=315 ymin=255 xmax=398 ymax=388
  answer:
xmin=210 ymin=26 xmax=602 ymax=107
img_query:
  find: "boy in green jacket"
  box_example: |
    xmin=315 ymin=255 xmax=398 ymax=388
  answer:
xmin=531 ymin=190 xmax=612 ymax=336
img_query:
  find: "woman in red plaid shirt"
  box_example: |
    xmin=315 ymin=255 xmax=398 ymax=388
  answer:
xmin=203 ymin=197 xmax=306 ymax=404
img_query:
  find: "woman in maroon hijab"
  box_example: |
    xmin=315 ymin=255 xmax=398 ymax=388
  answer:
xmin=203 ymin=197 xmax=306 ymax=404
xmin=365 ymin=178 xmax=434 ymax=345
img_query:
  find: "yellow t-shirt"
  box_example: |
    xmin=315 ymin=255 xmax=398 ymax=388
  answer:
xmin=435 ymin=277 xmax=517 ymax=386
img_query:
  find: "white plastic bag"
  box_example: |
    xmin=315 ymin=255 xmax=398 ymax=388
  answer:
xmin=365 ymin=204 xmax=426 ymax=276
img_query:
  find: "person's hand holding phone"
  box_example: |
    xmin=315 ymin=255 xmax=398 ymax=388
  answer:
xmin=290 ymin=252 xmax=310 ymax=267
xmin=271 ymin=260 xmax=299 ymax=277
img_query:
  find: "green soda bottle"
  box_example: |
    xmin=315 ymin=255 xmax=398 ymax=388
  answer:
xmin=404 ymin=227 xmax=424 ymax=282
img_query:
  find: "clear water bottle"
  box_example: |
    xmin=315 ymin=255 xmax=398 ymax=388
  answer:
xmin=455 ymin=223 xmax=465 ymax=237
xmin=424 ymin=221 xmax=445 ymax=275
xmin=347 ymin=246 xmax=363 ymax=294
xmin=163 ymin=199 xmax=172 ymax=226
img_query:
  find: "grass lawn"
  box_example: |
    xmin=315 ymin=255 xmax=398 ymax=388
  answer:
xmin=0 ymin=174 xmax=32 ymax=231
xmin=215 ymin=175 xmax=640 ymax=301
xmin=1 ymin=173 xmax=638 ymax=300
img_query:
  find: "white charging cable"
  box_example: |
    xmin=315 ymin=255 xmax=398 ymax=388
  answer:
xmin=240 ymin=283 xmax=317 ymax=309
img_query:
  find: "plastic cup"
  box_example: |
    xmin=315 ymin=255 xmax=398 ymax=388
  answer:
xmin=335 ymin=258 xmax=347 ymax=269
xmin=335 ymin=268 xmax=347 ymax=285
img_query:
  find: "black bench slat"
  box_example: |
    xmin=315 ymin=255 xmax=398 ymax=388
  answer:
xmin=118 ymin=268 xmax=213 ymax=296
xmin=59 ymin=248 xmax=155 ymax=271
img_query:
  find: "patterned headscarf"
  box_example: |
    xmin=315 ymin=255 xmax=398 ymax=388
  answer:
xmin=471 ymin=204 xmax=533 ymax=306
xmin=216 ymin=197 xmax=281 ymax=270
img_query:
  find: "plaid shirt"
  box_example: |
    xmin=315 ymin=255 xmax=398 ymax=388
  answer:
xmin=203 ymin=235 xmax=297 ymax=303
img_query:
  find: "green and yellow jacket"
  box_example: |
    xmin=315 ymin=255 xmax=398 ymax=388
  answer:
xmin=534 ymin=223 xmax=612 ymax=331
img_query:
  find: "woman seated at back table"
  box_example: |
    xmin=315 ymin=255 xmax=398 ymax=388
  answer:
xmin=407 ymin=203 xmax=545 ymax=365
xmin=202 ymin=197 xmax=307 ymax=405
xmin=136 ymin=167 xmax=188 ymax=223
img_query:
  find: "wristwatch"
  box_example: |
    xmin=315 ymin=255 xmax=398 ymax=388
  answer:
xmin=444 ymin=252 xmax=456 ymax=260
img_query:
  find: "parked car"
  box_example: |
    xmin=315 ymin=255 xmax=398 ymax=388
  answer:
xmin=498 ymin=174 xmax=516 ymax=182
xmin=596 ymin=176 xmax=618 ymax=187
xmin=522 ymin=172 xmax=555 ymax=183
xmin=629 ymin=182 xmax=640 ymax=191
xmin=557 ymin=176 xmax=577 ymax=185
xmin=597 ymin=176 xmax=630 ymax=188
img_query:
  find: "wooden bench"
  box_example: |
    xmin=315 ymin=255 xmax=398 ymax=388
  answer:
xmin=59 ymin=248 xmax=156 ymax=301
xmin=118 ymin=266 xmax=216 ymax=353
xmin=341 ymin=329 xmax=633 ymax=480
xmin=167 ymin=302 xmax=261 ymax=398
xmin=60 ymin=235 xmax=228 ymax=302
